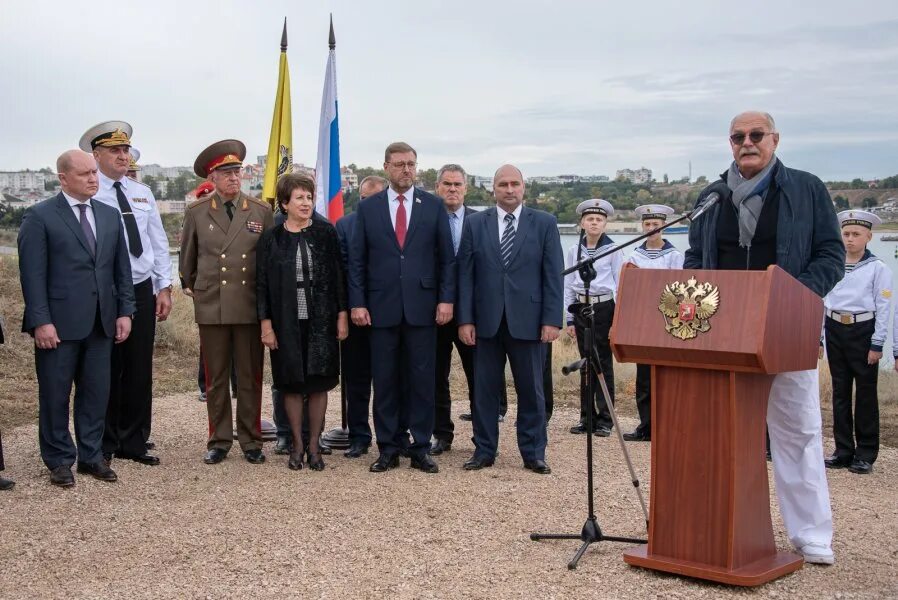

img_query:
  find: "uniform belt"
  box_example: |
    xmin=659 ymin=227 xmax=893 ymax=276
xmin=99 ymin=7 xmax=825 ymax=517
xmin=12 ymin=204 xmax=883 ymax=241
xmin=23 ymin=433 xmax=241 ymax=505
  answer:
xmin=826 ymin=310 xmax=874 ymax=325
xmin=576 ymin=293 xmax=613 ymax=305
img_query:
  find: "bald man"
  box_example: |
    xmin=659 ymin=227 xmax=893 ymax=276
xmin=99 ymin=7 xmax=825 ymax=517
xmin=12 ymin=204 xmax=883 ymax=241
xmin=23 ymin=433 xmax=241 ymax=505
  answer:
xmin=18 ymin=150 xmax=136 ymax=487
xmin=456 ymin=164 xmax=563 ymax=474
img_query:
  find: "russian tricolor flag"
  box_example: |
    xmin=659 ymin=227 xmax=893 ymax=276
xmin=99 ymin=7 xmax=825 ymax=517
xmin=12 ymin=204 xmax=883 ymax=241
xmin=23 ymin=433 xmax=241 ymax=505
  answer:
xmin=315 ymin=17 xmax=344 ymax=222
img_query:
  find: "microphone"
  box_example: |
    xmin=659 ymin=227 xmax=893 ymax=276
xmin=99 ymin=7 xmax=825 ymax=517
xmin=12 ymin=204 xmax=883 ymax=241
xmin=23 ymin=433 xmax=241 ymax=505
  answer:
xmin=689 ymin=192 xmax=721 ymax=221
xmin=562 ymin=357 xmax=587 ymax=375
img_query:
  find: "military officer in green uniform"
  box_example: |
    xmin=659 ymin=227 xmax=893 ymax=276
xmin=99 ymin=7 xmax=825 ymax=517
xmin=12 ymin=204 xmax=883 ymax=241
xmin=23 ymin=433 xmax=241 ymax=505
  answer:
xmin=180 ymin=139 xmax=274 ymax=465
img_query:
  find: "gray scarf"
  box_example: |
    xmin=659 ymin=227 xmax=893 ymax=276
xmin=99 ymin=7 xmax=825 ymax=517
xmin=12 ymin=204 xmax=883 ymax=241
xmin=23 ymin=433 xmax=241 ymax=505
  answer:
xmin=726 ymin=157 xmax=777 ymax=248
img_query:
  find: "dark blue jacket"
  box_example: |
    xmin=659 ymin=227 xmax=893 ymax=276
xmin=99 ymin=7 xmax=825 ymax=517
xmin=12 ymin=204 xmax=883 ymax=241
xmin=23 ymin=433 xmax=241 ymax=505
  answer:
xmin=684 ymin=159 xmax=844 ymax=298
xmin=457 ymin=205 xmax=564 ymax=340
xmin=348 ymin=188 xmax=455 ymax=328
xmin=334 ymin=211 xmax=356 ymax=273
xmin=18 ymin=193 xmax=136 ymax=339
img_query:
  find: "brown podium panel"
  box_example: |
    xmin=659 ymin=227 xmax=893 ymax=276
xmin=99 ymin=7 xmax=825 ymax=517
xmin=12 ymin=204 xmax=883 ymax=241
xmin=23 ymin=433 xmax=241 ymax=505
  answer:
xmin=612 ymin=266 xmax=817 ymax=586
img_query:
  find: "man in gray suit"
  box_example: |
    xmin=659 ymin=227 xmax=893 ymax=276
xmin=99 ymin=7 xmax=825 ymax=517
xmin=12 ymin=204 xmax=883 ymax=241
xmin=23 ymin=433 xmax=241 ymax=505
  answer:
xmin=18 ymin=149 xmax=136 ymax=487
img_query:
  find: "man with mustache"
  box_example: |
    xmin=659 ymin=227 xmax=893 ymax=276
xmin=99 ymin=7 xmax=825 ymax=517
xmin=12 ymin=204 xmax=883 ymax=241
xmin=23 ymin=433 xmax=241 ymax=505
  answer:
xmin=685 ymin=111 xmax=844 ymax=565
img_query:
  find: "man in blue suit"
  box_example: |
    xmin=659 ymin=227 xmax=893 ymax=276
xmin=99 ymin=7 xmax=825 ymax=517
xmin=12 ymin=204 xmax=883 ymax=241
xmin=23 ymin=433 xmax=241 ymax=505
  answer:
xmin=457 ymin=164 xmax=563 ymax=474
xmin=337 ymin=175 xmax=386 ymax=458
xmin=18 ymin=150 xmax=136 ymax=487
xmin=349 ymin=142 xmax=455 ymax=473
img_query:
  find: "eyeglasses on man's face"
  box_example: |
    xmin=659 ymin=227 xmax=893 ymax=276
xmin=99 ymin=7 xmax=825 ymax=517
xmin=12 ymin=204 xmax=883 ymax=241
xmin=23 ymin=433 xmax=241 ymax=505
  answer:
xmin=729 ymin=131 xmax=775 ymax=145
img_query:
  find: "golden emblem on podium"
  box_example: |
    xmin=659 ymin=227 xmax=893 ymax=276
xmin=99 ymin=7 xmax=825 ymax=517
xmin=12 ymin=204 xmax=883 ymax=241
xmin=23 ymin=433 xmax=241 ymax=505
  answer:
xmin=658 ymin=277 xmax=720 ymax=340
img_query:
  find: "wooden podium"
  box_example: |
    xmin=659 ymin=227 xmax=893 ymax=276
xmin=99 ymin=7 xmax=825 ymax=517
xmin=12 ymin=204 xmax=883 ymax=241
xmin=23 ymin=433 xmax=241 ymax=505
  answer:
xmin=610 ymin=265 xmax=823 ymax=586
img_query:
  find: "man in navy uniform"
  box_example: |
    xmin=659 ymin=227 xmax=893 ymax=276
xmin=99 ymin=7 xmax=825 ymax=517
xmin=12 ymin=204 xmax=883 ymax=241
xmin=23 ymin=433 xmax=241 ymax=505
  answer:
xmin=80 ymin=121 xmax=172 ymax=466
xmin=823 ymin=210 xmax=892 ymax=475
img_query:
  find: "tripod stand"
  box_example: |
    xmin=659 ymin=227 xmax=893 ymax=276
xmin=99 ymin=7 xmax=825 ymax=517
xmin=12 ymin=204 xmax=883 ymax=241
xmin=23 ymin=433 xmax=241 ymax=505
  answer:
xmin=530 ymin=260 xmax=648 ymax=570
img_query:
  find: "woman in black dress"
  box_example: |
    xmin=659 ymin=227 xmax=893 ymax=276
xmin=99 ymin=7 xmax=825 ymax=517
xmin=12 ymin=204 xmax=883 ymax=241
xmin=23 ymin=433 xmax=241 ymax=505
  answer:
xmin=257 ymin=173 xmax=348 ymax=471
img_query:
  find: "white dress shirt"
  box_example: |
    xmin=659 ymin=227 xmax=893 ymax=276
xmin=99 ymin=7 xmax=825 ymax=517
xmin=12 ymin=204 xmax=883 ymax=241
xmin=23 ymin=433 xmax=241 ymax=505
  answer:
xmin=94 ymin=172 xmax=172 ymax=293
xmin=496 ymin=203 xmax=523 ymax=242
xmin=564 ymin=235 xmax=623 ymax=323
xmin=823 ymin=251 xmax=893 ymax=351
xmin=387 ymin=186 xmax=415 ymax=229
xmin=62 ymin=191 xmax=96 ymax=236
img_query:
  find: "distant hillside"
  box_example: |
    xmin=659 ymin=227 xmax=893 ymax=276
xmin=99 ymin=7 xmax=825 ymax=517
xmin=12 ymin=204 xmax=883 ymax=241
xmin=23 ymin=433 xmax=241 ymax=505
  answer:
xmin=828 ymin=188 xmax=898 ymax=207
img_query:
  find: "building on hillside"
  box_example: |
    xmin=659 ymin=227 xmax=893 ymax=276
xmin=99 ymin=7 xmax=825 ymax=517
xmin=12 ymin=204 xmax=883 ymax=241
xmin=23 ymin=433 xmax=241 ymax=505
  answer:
xmin=0 ymin=170 xmax=48 ymax=192
xmin=471 ymin=175 xmax=494 ymax=192
xmin=341 ymin=166 xmax=358 ymax=192
xmin=140 ymin=164 xmax=192 ymax=178
xmin=616 ymin=167 xmax=653 ymax=184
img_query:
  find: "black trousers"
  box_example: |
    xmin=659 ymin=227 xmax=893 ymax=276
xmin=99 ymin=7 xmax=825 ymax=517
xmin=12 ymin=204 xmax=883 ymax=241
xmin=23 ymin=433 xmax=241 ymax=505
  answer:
xmin=634 ymin=363 xmax=651 ymax=435
xmin=543 ymin=341 xmax=554 ymax=420
xmin=341 ymin=322 xmax=372 ymax=446
xmin=434 ymin=319 xmax=509 ymax=443
xmin=574 ymin=300 xmax=615 ymax=429
xmin=0 ymin=430 xmax=5 ymax=471
xmin=38 ymin=315 xmax=112 ymax=468
xmin=825 ymin=318 xmax=879 ymax=463
xmin=104 ymin=278 xmax=155 ymax=457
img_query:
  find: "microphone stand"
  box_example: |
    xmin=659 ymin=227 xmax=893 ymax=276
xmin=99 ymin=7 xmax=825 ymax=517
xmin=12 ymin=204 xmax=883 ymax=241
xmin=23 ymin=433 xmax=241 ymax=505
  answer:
xmin=530 ymin=195 xmax=717 ymax=569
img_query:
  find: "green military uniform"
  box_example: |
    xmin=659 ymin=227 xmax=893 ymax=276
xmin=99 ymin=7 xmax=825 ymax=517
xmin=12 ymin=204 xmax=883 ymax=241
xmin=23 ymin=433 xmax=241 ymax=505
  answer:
xmin=180 ymin=140 xmax=274 ymax=456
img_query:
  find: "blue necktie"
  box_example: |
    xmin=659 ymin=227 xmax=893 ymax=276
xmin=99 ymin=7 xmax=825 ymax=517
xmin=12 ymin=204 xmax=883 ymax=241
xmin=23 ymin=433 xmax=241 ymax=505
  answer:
xmin=500 ymin=213 xmax=515 ymax=267
xmin=450 ymin=212 xmax=459 ymax=254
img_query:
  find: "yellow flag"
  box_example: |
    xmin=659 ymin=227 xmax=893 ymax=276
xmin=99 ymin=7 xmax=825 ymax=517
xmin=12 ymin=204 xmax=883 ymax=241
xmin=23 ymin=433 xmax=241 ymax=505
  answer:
xmin=261 ymin=19 xmax=293 ymax=207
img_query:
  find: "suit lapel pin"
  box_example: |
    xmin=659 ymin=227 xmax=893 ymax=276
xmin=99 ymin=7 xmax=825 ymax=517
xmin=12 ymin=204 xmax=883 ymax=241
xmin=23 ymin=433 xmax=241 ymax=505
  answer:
xmin=415 ymin=198 xmax=421 ymax=204
xmin=209 ymin=223 xmax=214 ymax=231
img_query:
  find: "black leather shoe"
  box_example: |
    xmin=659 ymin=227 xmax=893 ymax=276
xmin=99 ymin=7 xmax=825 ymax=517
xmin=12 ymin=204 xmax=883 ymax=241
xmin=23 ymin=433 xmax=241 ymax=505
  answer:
xmin=145 ymin=440 xmax=156 ymax=450
xmin=459 ymin=413 xmax=473 ymax=422
xmin=569 ymin=421 xmax=588 ymax=434
xmin=824 ymin=454 xmax=853 ymax=469
xmin=102 ymin=452 xmax=114 ymax=464
xmin=118 ymin=452 xmax=160 ymax=466
xmin=623 ymin=430 xmax=650 ymax=442
xmin=288 ymin=452 xmax=303 ymax=471
xmin=369 ymin=454 xmax=399 ymax=472
xmin=344 ymin=443 xmax=369 ymax=458
xmin=244 ymin=449 xmax=266 ymax=464
xmin=410 ymin=454 xmax=439 ymax=473
xmin=49 ymin=465 xmax=75 ymax=488
xmin=429 ymin=439 xmax=452 ymax=456
xmin=77 ymin=461 xmax=118 ymax=482
xmin=463 ymin=455 xmax=495 ymax=470
xmin=0 ymin=476 xmax=14 ymax=491
xmin=847 ymin=458 xmax=873 ymax=474
xmin=594 ymin=426 xmax=612 ymax=437
xmin=319 ymin=442 xmax=333 ymax=456
xmin=204 ymin=448 xmax=228 ymax=464
xmin=524 ymin=459 xmax=552 ymax=475
xmin=198 ymin=392 xmax=207 ymax=402
xmin=274 ymin=437 xmax=292 ymax=455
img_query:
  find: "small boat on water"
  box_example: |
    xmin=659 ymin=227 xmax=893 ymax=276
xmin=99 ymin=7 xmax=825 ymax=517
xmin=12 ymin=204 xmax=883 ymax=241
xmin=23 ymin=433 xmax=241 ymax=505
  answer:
xmin=882 ymin=234 xmax=898 ymax=241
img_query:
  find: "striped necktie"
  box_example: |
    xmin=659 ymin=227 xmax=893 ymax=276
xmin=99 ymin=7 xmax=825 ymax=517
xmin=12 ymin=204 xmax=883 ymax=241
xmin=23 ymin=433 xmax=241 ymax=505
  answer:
xmin=500 ymin=213 xmax=515 ymax=267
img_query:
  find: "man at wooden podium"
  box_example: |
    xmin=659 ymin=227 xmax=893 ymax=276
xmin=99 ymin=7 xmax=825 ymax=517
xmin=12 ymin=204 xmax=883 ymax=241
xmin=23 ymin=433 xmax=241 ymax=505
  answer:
xmin=684 ymin=111 xmax=844 ymax=565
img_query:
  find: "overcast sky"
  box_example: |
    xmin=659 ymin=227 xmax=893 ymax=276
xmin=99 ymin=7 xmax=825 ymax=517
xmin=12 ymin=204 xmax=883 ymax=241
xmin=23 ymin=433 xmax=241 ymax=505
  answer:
xmin=1 ymin=1 xmax=896 ymax=180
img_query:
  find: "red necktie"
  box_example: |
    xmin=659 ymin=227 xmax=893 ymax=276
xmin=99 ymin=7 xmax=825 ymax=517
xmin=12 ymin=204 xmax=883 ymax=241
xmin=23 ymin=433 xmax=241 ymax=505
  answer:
xmin=395 ymin=194 xmax=407 ymax=248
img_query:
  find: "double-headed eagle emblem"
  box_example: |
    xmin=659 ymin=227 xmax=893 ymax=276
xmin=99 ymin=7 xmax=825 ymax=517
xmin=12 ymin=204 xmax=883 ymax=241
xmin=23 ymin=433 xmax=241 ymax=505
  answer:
xmin=658 ymin=277 xmax=720 ymax=340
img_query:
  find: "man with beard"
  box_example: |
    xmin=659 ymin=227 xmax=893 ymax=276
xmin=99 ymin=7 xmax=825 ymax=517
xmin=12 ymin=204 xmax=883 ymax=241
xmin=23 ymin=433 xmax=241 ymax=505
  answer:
xmin=684 ymin=111 xmax=843 ymax=565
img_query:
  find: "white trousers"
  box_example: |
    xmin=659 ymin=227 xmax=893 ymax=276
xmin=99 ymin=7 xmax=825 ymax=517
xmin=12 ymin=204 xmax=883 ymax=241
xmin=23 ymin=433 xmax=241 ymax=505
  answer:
xmin=767 ymin=368 xmax=834 ymax=549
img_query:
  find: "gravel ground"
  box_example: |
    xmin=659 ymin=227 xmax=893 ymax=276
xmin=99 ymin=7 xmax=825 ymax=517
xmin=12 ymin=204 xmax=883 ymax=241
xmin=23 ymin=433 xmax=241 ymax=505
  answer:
xmin=1 ymin=391 xmax=896 ymax=599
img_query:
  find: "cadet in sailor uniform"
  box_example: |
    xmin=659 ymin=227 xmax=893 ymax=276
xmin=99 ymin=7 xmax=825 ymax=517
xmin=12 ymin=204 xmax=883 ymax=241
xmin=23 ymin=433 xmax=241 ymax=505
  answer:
xmin=823 ymin=210 xmax=892 ymax=475
xmin=623 ymin=204 xmax=684 ymax=442
xmin=564 ymin=199 xmax=623 ymax=436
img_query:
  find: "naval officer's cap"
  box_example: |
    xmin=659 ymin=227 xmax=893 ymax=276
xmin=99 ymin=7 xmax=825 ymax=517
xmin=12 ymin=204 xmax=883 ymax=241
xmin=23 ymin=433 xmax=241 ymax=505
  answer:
xmin=635 ymin=204 xmax=675 ymax=221
xmin=79 ymin=120 xmax=133 ymax=152
xmin=194 ymin=139 xmax=246 ymax=178
xmin=128 ymin=147 xmax=141 ymax=173
xmin=576 ymin=198 xmax=614 ymax=219
xmin=838 ymin=209 xmax=881 ymax=229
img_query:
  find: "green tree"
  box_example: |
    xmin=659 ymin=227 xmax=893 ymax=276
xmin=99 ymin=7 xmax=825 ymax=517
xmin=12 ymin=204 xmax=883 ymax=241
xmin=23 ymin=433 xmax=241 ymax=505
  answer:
xmin=833 ymin=195 xmax=850 ymax=210
xmin=862 ymin=196 xmax=878 ymax=208
xmin=879 ymin=174 xmax=898 ymax=188
xmin=851 ymin=178 xmax=867 ymax=189
xmin=695 ymin=175 xmax=708 ymax=185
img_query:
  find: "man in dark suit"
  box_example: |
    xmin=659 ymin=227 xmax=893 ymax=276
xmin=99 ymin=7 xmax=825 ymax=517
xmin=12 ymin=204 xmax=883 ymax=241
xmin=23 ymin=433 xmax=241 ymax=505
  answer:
xmin=349 ymin=142 xmax=455 ymax=473
xmin=430 ymin=164 xmax=507 ymax=455
xmin=337 ymin=175 xmax=386 ymax=458
xmin=18 ymin=149 xmax=136 ymax=487
xmin=457 ymin=164 xmax=563 ymax=474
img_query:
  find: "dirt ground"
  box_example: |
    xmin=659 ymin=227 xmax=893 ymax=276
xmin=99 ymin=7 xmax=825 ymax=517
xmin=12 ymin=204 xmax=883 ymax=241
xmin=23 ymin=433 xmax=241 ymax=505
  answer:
xmin=1 ymin=391 xmax=896 ymax=600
